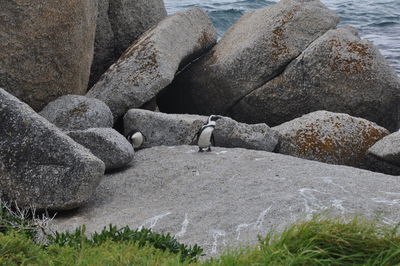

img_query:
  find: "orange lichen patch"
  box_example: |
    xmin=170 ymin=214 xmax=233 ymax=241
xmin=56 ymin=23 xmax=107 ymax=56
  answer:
xmin=329 ymin=41 xmax=373 ymax=74
xmin=347 ymin=42 xmax=370 ymax=57
xmin=328 ymin=39 xmax=341 ymax=48
xmin=271 ymin=12 xmax=295 ymax=58
xmin=283 ymin=118 xmax=389 ymax=167
xmin=331 ymin=55 xmax=372 ymax=74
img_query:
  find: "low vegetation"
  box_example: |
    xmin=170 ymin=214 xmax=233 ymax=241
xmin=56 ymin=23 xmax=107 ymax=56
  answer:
xmin=1 ymin=201 xmax=400 ymax=265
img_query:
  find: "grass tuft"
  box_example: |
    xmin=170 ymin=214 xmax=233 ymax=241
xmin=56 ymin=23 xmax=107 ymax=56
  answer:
xmin=205 ymin=216 xmax=400 ymax=265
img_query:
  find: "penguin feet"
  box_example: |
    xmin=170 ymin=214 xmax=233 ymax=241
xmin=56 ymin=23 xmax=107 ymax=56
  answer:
xmin=207 ymin=147 xmax=212 ymax=152
xmin=198 ymin=147 xmax=204 ymax=152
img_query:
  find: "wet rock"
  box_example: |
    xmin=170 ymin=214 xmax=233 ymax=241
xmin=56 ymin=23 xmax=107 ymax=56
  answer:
xmin=53 ymin=145 xmax=400 ymax=256
xmin=67 ymin=128 xmax=134 ymax=171
xmin=158 ymin=0 xmax=339 ymax=115
xmin=0 ymin=0 xmax=97 ymax=111
xmin=89 ymin=0 xmax=167 ymax=86
xmin=273 ymin=111 xmax=389 ymax=167
xmin=40 ymin=95 xmax=113 ymax=131
xmin=87 ymin=8 xmax=217 ymax=120
xmin=123 ymin=109 xmax=279 ymax=151
xmin=0 ymin=88 xmax=105 ymax=211
xmin=231 ymin=26 xmax=400 ymax=131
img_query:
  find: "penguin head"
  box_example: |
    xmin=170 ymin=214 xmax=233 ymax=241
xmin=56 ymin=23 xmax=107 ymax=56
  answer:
xmin=208 ymin=115 xmax=222 ymax=123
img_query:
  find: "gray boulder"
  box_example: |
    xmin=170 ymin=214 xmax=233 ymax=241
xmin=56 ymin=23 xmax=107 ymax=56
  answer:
xmin=53 ymin=145 xmax=400 ymax=256
xmin=0 ymin=88 xmax=105 ymax=211
xmin=231 ymin=26 xmax=400 ymax=131
xmin=158 ymin=0 xmax=339 ymax=115
xmin=273 ymin=111 xmax=389 ymax=167
xmin=124 ymin=109 xmax=279 ymax=151
xmin=368 ymin=132 xmax=400 ymax=165
xmin=67 ymin=128 xmax=134 ymax=171
xmin=89 ymin=0 xmax=167 ymax=86
xmin=365 ymin=132 xmax=400 ymax=175
xmin=0 ymin=0 xmax=97 ymax=111
xmin=87 ymin=8 xmax=217 ymax=120
xmin=39 ymin=95 xmax=113 ymax=131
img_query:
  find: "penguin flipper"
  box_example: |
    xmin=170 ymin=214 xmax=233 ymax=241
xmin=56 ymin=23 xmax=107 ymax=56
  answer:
xmin=211 ymin=133 xmax=216 ymax=146
xmin=192 ymin=128 xmax=202 ymax=144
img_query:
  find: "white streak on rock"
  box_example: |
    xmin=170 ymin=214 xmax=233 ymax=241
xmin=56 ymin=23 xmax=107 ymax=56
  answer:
xmin=331 ymin=199 xmax=346 ymax=213
xmin=210 ymin=229 xmax=226 ymax=254
xmin=175 ymin=213 xmax=189 ymax=238
xmin=322 ymin=177 xmax=349 ymax=193
xmin=371 ymin=198 xmax=400 ymax=206
xmin=236 ymin=223 xmax=251 ymax=241
xmin=139 ymin=212 xmax=172 ymax=230
xmin=255 ymin=206 xmax=273 ymax=229
xmin=299 ymin=188 xmax=328 ymax=214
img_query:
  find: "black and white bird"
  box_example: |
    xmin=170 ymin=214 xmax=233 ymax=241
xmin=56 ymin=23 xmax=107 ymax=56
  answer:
xmin=193 ymin=115 xmax=222 ymax=152
xmin=126 ymin=130 xmax=146 ymax=150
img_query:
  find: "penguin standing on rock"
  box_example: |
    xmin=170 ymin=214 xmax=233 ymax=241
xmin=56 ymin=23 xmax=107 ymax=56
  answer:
xmin=194 ymin=115 xmax=221 ymax=152
xmin=126 ymin=130 xmax=146 ymax=150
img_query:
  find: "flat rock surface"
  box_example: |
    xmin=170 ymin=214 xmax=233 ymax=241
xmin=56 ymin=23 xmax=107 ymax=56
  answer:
xmin=54 ymin=146 xmax=400 ymax=256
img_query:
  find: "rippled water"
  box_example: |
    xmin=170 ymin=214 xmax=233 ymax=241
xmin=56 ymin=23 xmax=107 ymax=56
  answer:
xmin=165 ymin=0 xmax=400 ymax=73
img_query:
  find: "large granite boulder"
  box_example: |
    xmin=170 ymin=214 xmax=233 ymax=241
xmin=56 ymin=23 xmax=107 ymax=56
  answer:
xmin=0 ymin=88 xmax=105 ymax=211
xmin=53 ymin=145 xmax=400 ymax=256
xmin=89 ymin=0 xmax=167 ymax=87
xmin=67 ymin=128 xmax=134 ymax=171
xmin=40 ymin=95 xmax=113 ymax=131
xmin=231 ymin=26 xmax=400 ymax=131
xmin=273 ymin=111 xmax=389 ymax=167
xmin=365 ymin=132 xmax=400 ymax=175
xmin=0 ymin=0 xmax=98 ymax=111
xmin=158 ymin=0 xmax=339 ymax=115
xmin=87 ymin=8 xmax=217 ymax=120
xmin=123 ymin=109 xmax=279 ymax=151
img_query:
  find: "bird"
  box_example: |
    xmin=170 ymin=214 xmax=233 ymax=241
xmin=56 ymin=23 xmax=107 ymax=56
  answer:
xmin=193 ymin=115 xmax=222 ymax=152
xmin=126 ymin=130 xmax=146 ymax=150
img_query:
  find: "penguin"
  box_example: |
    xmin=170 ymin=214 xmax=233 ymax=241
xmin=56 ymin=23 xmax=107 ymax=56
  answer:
xmin=193 ymin=115 xmax=222 ymax=152
xmin=126 ymin=130 xmax=146 ymax=150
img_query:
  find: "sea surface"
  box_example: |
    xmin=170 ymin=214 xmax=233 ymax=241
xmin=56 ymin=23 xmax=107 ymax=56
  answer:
xmin=165 ymin=0 xmax=400 ymax=74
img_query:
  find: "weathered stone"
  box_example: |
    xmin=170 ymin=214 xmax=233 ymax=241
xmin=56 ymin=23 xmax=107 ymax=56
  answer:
xmin=67 ymin=128 xmax=134 ymax=171
xmin=231 ymin=26 xmax=400 ymax=131
xmin=53 ymin=145 xmax=400 ymax=256
xmin=40 ymin=95 xmax=113 ymax=131
xmin=273 ymin=111 xmax=389 ymax=167
xmin=0 ymin=0 xmax=97 ymax=111
xmin=123 ymin=109 xmax=279 ymax=151
xmin=368 ymin=132 xmax=400 ymax=166
xmin=87 ymin=8 xmax=217 ymax=120
xmin=89 ymin=0 xmax=167 ymax=87
xmin=158 ymin=0 xmax=339 ymax=115
xmin=0 ymin=88 xmax=105 ymax=211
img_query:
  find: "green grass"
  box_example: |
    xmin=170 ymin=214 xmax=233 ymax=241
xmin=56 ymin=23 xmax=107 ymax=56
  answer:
xmin=2 ymin=200 xmax=400 ymax=265
xmin=204 ymin=217 xmax=400 ymax=266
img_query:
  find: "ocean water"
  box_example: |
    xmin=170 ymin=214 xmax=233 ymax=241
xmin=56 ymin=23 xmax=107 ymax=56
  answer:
xmin=165 ymin=0 xmax=400 ymax=74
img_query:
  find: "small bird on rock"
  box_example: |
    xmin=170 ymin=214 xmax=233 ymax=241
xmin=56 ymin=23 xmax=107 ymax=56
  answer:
xmin=126 ymin=130 xmax=146 ymax=150
xmin=193 ymin=115 xmax=221 ymax=152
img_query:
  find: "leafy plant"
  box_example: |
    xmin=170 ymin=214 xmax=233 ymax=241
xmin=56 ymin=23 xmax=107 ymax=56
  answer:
xmin=48 ymin=224 xmax=203 ymax=263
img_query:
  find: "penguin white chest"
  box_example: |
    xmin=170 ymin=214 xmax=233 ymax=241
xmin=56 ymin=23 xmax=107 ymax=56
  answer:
xmin=131 ymin=132 xmax=144 ymax=149
xmin=198 ymin=127 xmax=214 ymax=148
